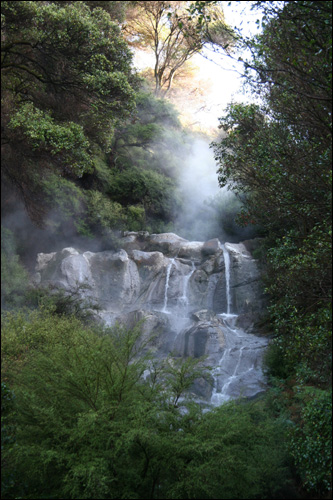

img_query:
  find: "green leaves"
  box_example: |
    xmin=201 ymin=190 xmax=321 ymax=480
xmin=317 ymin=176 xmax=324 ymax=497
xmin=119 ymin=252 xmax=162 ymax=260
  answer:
xmin=9 ymin=103 xmax=94 ymax=177
xmin=289 ymin=387 xmax=332 ymax=495
xmin=1 ymin=227 xmax=29 ymax=310
xmin=162 ymin=355 xmax=211 ymax=407
xmin=212 ymin=3 xmax=332 ymax=495
xmin=1 ymin=307 xmax=293 ymax=499
xmin=2 ymin=0 xmax=136 ymax=225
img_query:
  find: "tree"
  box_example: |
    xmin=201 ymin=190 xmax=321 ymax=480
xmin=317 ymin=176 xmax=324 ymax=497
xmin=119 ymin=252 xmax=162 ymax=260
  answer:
xmin=213 ymin=101 xmax=331 ymax=236
xmin=212 ymin=3 xmax=332 ymax=493
xmin=2 ymin=307 xmax=292 ymax=499
xmin=123 ymin=1 xmax=234 ymax=96
xmin=1 ymin=1 xmax=137 ymax=225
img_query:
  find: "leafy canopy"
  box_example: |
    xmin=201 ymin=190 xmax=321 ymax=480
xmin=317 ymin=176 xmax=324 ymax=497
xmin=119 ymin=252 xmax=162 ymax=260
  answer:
xmin=1 ymin=0 xmax=137 ymax=224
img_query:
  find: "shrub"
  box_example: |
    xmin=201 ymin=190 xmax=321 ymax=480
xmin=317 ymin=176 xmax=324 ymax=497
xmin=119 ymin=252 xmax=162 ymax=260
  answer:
xmin=1 ymin=227 xmax=29 ymax=309
xmin=289 ymin=387 xmax=332 ymax=496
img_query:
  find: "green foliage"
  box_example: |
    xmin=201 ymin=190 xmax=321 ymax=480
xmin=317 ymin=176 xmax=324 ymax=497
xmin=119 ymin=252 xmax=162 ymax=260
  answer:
xmin=1 ymin=227 xmax=29 ymax=309
xmin=109 ymin=166 xmax=179 ymax=222
xmin=41 ymin=172 xmax=87 ymax=231
xmin=212 ymin=3 xmax=332 ymax=495
xmin=247 ymin=1 xmax=332 ymax=144
xmin=84 ymin=188 xmax=147 ymax=234
xmin=86 ymin=189 xmax=126 ymax=230
xmin=265 ymin=225 xmax=332 ymax=385
xmin=2 ymin=5 xmax=192 ymax=241
xmin=163 ymin=401 xmax=292 ymax=500
xmin=263 ymin=342 xmax=290 ymax=381
xmin=125 ymin=204 xmax=146 ymax=231
xmin=85 ymin=1 xmax=129 ymax=23
xmin=1 ymin=382 xmax=18 ymax=499
xmin=79 ymin=89 xmax=186 ymax=236
xmin=1 ymin=309 xmax=86 ymax=371
xmin=289 ymin=387 xmax=332 ymax=495
xmin=1 ymin=309 xmax=293 ymax=499
xmin=8 ymin=102 xmax=94 ymax=177
xmin=110 ymin=90 xmax=187 ymax=177
xmin=26 ymin=283 xmax=101 ymax=322
xmin=162 ymin=355 xmax=212 ymax=407
xmin=2 ymin=0 xmax=137 ymax=225
xmin=213 ymin=103 xmax=331 ymax=236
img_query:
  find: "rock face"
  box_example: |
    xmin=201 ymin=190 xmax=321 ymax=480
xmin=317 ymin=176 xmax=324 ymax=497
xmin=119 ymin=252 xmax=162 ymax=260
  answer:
xmin=35 ymin=231 xmax=268 ymax=405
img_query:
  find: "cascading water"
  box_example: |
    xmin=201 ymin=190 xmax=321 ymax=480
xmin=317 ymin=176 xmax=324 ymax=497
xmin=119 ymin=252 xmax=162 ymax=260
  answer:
xmin=210 ymin=245 xmax=268 ymax=405
xmin=161 ymin=258 xmax=175 ymax=313
xmin=35 ymin=232 xmax=269 ymax=406
xmin=178 ymin=261 xmax=195 ymax=312
xmin=222 ymin=244 xmax=231 ymax=314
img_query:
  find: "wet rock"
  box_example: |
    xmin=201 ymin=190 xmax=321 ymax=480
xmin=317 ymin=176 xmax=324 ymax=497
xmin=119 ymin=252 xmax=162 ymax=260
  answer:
xmin=191 ymin=309 xmax=216 ymax=322
xmin=178 ymin=241 xmax=204 ymax=260
xmin=34 ymin=232 xmax=268 ymax=404
xmin=175 ymin=315 xmax=225 ymax=360
xmin=120 ymin=231 xmax=150 ymax=252
xmin=202 ymin=238 xmax=221 ymax=256
xmin=115 ymin=308 xmax=187 ymax=357
xmin=84 ymin=250 xmax=140 ymax=311
xmin=148 ymin=232 xmax=188 ymax=256
xmin=35 ymin=251 xmax=57 ymax=273
xmin=224 ymin=242 xmax=264 ymax=316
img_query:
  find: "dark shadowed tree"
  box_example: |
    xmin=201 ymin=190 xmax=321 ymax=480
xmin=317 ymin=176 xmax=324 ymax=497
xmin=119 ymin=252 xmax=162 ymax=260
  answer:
xmin=212 ymin=3 xmax=332 ymax=494
xmin=1 ymin=1 xmax=137 ymax=225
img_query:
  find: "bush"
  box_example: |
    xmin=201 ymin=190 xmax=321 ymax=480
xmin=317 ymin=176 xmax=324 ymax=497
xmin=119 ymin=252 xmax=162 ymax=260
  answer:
xmin=26 ymin=283 xmax=101 ymax=322
xmin=1 ymin=308 xmax=294 ymax=499
xmin=1 ymin=227 xmax=29 ymax=309
xmin=289 ymin=387 xmax=332 ymax=496
xmin=1 ymin=382 xmax=18 ymax=499
xmin=263 ymin=341 xmax=290 ymax=380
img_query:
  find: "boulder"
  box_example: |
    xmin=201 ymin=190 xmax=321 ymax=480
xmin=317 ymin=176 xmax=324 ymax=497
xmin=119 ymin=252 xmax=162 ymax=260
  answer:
xmin=83 ymin=249 xmax=140 ymax=312
xmin=202 ymin=238 xmax=221 ymax=256
xmin=147 ymin=232 xmax=189 ymax=256
xmin=224 ymin=242 xmax=264 ymax=318
xmin=174 ymin=313 xmax=225 ymax=360
xmin=119 ymin=231 xmax=150 ymax=253
xmin=178 ymin=241 xmax=204 ymax=260
xmin=115 ymin=308 xmax=184 ymax=357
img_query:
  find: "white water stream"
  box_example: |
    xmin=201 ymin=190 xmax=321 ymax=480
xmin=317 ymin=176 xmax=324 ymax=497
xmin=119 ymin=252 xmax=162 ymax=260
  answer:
xmin=160 ymin=247 xmax=268 ymax=405
xmin=178 ymin=261 xmax=196 ymax=310
xmin=222 ymin=244 xmax=231 ymax=314
xmin=162 ymin=259 xmax=196 ymax=316
xmin=161 ymin=258 xmax=175 ymax=314
xmin=210 ymin=246 xmax=268 ymax=405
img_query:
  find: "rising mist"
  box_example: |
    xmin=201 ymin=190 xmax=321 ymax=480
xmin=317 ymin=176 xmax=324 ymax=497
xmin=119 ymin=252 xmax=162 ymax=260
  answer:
xmin=172 ymin=137 xmax=254 ymax=243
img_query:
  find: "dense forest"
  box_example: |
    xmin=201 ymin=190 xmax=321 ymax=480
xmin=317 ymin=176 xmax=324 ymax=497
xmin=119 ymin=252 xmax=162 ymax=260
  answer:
xmin=1 ymin=1 xmax=332 ymax=499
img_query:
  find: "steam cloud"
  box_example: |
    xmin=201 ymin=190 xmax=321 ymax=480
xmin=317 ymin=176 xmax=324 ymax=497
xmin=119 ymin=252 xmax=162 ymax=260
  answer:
xmin=2 ymin=133 xmax=252 ymax=271
xmin=174 ymin=138 xmax=235 ymax=242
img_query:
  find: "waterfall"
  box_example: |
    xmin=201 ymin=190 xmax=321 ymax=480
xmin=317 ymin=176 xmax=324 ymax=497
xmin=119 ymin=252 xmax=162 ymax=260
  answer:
xmin=220 ymin=346 xmax=245 ymax=397
xmin=178 ymin=261 xmax=195 ymax=310
xmin=36 ymin=232 xmax=269 ymax=405
xmin=210 ymin=244 xmax=267 ymax=406
xmin=222 ymin=244 xmax=231 ymax=314
xmin=162 ymin=258 xmax=175 ymax=313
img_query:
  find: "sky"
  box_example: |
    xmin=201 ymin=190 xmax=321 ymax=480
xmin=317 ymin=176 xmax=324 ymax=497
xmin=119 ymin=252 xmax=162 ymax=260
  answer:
xmin=189 ymin=1 xmax=264 ymax=130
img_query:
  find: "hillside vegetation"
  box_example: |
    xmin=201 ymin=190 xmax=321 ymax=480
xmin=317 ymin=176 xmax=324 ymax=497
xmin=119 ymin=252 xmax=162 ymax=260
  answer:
xmin=1 ymin=1 xmax=331 ymax=498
